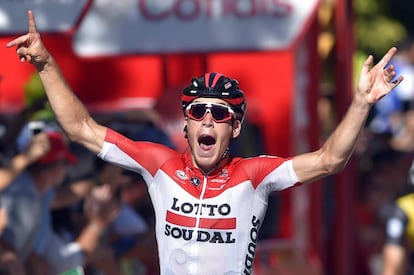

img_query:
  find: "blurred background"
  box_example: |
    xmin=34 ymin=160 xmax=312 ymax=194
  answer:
xmin=1 ymin=0 xmax=414 ymax=274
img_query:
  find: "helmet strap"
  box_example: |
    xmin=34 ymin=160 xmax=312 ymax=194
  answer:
xmin=183 ymin=125 xmax=188 ymax=139
xmin=214 ymin=147 xmax=230 ymax=168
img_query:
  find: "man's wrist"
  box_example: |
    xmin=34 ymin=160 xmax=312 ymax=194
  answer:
xmin=352 ymin=93 xmax=371 ymax=112
xmin=88 ymin=221 xmax=106 ymax=234
xmin=36 ymin=55 xmax=54 ymax=73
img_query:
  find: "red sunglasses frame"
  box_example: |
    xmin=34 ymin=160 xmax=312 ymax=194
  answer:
xmin=185 ymin=103 xmax=235 ymax=123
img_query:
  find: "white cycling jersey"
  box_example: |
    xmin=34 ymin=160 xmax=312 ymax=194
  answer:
xmin=98 ymin=129 xmax=301 ymax=275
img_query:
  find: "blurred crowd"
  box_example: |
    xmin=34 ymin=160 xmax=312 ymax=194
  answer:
xmin=0 ymin=102 xmax=163 ymax=275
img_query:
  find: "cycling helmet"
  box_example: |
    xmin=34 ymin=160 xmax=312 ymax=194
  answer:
xmin=181 ymin=72 xmax=246 ymax=122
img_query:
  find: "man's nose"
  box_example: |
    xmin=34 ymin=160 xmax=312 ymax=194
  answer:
xmin=202 ymin=110 xmax=214 ymax=127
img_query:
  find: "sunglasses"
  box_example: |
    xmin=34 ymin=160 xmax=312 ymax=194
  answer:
xmin=186 ymin=103 xmax=234 ymax=123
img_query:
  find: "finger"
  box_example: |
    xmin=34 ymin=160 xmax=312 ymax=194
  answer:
xmin=15 ymin=47 xmax=29 ymax=62
xmin=377 ymin=47 xmax=397 ymax=68
xmin=6 ymin=35 xmax=29 ymax=48
xmin=361 ymin=55 xmax=373 ymax=75
xmin=28 ymin=10 xmax=38 ymax=34
xmin=384 ymin=64 xmax=394 ymax=74
xmin=388 ymin=71 xmax=396 ymax=82
xmin=384 ymin=68 xmax=396 ymax=81
xmin=392 ymin=75 xmax=404 ymax=87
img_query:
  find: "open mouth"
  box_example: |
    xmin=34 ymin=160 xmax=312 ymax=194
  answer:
xmin=198 ymin=134 xmax=216 ymax=150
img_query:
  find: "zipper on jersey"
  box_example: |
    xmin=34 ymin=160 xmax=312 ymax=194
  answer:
xmin=195 ymin=174 xmax=208 ymax=228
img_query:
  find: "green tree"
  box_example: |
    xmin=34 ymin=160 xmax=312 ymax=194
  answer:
xmin=354 ymin=0 xmax=406 ymax=58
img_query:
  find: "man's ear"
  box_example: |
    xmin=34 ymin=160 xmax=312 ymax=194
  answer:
xmin=232 ymin=120 xmax=242 ymax=139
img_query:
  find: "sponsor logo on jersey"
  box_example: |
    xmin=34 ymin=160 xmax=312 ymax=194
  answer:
xmin=164 ymin=224 xmax=236 ymax=244
xmin=176 ymin=170 xmax=189 ymax=180
xmin=190 ymin=177 xmax=200 ymax=186
xmin=208 ymin=183 xmax=227 ymax=191
xmin=211 ymin=178 xmax=227 ymax=184
xmin=220 ymin=169 xmax=229 ymax=177
xmin=164 ymin=197 xmax=237 ymax=243
xmin=243 ymin=215 xmax=260 ymax=274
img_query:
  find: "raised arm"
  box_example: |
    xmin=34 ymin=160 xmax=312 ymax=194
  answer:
xmin=6 ymin=10 xmax=106 ymax=154
xmin=0 ymin=132 xmax=50 ymax=191
xmin=293 ymin=47 xmax=403 ymax=184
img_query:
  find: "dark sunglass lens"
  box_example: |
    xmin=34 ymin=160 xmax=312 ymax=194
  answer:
xmin=190 ymin=104 xmax=207 ymax=119
xmin=211 ymin=106 xmax=230 ymax=121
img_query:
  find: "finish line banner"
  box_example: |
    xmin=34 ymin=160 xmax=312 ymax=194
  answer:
xmin=0 ymin=0 xmax=319 ymax=55
xmin=0 ymin=0 xmax=91 ymax=34
xmin=73 ymin=0 xmax=319 ymax=56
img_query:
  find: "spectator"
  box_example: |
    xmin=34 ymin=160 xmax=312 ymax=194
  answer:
xmin=85 ymin=159 xmax=156 ymax=274
xmin=116 ymin=170 xmax=159 ymax=274
xmin=0 ymin=130 xmax=50 ymax=191
xmin=32 ymin=181 xmax=119 ymax=275
xmin=0 ymin=128 xmax=51 ymax=239
xmin=0 ymin=130 xmax=76 ymax=274
xmin=381 ymin=159 xmax=414 ymax=275
xmin=0 ymin=127 xmax=49 ymax=272
xmin=0 ymin=97 xmax=47 ymax=163
xmin=381 ymin=190 xmax=414 ymax=275
xmin=0 ymin=129 xmax=118 ymax=275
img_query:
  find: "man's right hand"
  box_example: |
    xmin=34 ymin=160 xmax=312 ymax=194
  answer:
xmin=6 ymin=10 xmax=51 ymax=71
